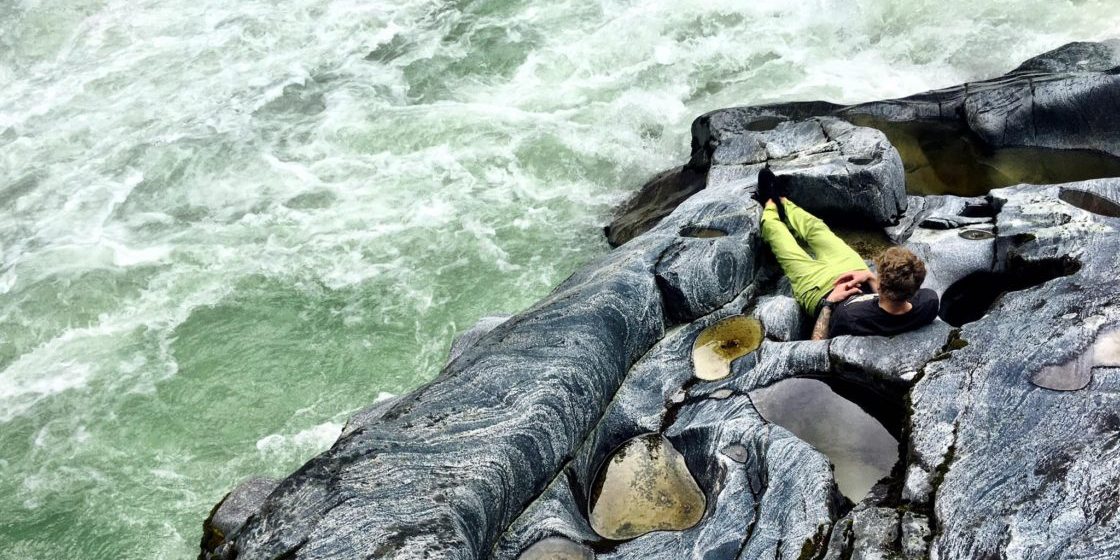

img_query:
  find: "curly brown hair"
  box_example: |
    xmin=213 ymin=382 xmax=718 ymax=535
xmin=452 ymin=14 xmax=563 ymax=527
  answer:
xmin=875 ymin=247 xmax=926 ymax=302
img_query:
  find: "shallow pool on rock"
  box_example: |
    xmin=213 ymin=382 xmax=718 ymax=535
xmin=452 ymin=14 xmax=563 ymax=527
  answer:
xmin=679 ymin=225 xmax=729 ymax=238
xmin=749 ymin=378 xmax=899 ymax=501
xmin=588 ymin=434 xmax=706 ymax=540
xmin=692 ymin=316 xmax=763 ymax=380
xmin=833 ymin=226 xmax=895 ymax=259
xmin=517 ymin=537 xmax=594 ymax=560
xmin=1032 ymin=328 xmax=1120 ymax=391
xmin=847 ymin=116 xmax=1120 ymax=197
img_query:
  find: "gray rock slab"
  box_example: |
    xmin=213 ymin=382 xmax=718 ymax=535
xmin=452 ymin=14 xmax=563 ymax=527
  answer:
xmin=605 ymin=165 xmax=707 ymax=247
xmin=755 ymin=294 xmax=805 ymax=342
xmin=200 ymin=478 xmax=279 ymax=558
xmin=707 ymin=117 xmax=907 ymax=226
xmin=1009 ymin=40 xmax=1120 ymax=74
xmin=829 ymin=320 xmax=953 ymax=384
xmin=905 ymin=179 xmax=1120 ymax=558
xmin=201 ymin=43 xmax=1120 ymax=560
xmin=447 ymin=314 xmax=511 ymax=364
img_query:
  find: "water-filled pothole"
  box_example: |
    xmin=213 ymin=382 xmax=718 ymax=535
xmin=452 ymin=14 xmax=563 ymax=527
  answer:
xmin=1032 ymin=328 xmax=1120 ymax=391
xmin=846 ymin=116 xmax=1120 ymax=197
xmin=749 ymin=378 xmax=899 ymax=502
xmin=679 ymin=225 xmax=728 ymax=238
xmin=692 ymin=316 xmax=763 ymax=380
xmin=833 ymin=226 xmax=895 ymax=259
xmin=1059 ymin=188 xmax=1120 ymax=218
xmin=958 ymin=229 xmax=995 ymax=240
xmin=588 ymin=434 xmax=706 ymax=540
xmin=518 ymin=537 xmax=594 ymax=560
xmin=938 ymin=257 xmax=1082 ymax=327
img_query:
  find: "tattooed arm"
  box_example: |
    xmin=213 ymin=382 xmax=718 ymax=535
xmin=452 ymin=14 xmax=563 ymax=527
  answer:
xmin=812 ymin=281 xmax=862 ymax=341
xmin=811 ymin=306 xmax=833 ymax=341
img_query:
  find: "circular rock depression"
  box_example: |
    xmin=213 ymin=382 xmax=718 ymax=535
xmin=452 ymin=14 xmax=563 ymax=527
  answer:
xmin=750 ymin=378 xmax=899 ymax=501
xmin=517 ymin=537 xmax=594 ymax=560
xmin=691 ymin=316 xmax=763 ymax=381
xmin=588 ymin=434 xmax=706 ymax=541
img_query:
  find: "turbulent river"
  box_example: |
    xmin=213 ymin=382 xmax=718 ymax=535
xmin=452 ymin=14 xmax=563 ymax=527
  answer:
xmin=1 ymin=0 xmax=1118 ymax=557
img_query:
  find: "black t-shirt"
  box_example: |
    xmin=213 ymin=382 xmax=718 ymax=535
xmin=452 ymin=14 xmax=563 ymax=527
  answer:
xmin=829 ymin=288 xmax=940 ymax=337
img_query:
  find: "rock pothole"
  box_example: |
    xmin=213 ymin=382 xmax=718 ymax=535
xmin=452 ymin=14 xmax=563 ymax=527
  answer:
xmin=678 ymin=226 xmax=728 ymax=238
xmin=1059 ymin=188 xmax=1120 ymax=218
xmin=938 ymin=257 xmax=1082 ymax=327
xmin=691 ymin=316 xmax=763 ymax=380
xmin=833 ymin=226 xmax=896 ymax=259
xmin=587 ymin=434 xmax=706 ymax=541
xmin=517 ymin=537 xmax=594 ymax=560
xmin=958 ymin=229 xmax=995 ymax=241
xmin=749 ymin=378 xmax=900 ymax=502
xmin=845 ymin=115 xmax=1120 ymax=197
xmin=1032 ymin=327 xmax=1120 ymax=391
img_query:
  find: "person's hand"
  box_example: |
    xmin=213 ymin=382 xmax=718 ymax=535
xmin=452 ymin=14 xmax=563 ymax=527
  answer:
xmin=826 ymin=281 xmax=862 ymax=303
xmin=765 ymin=199 xmax=777 ymax=209
xmin=834 ymin=270 xmax=874 ymax=287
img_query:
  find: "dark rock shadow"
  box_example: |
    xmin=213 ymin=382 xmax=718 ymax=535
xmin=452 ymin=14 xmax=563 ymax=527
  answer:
xmin=939 ymin=256 xmax=1082 ymax=327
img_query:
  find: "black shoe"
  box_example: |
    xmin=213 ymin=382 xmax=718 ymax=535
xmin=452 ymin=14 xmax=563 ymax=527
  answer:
xmin=756 ymin=167 xmax=790 ymax=223
xmin=754 ymin=167 xmax=776 ymax=204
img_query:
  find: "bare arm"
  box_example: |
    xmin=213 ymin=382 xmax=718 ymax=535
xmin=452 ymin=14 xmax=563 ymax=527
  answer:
xmin=811 ymin=306 xmax=832 ymax=341
xmin=813 ymin=282 xmax=862 ymax=341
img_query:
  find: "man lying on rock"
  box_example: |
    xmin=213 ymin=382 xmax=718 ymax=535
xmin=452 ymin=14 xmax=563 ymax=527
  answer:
xmin=755 ymin=168 xmax=939 ymax=340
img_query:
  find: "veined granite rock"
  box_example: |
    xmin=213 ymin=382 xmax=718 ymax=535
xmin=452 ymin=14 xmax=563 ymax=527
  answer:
xmin=706 ymin=117 xmax=907 ymax=227
xmin=902 ymin=179 xmax=1120 ymax=559
xmin=610 ymin=117 xmax=906 ymax=247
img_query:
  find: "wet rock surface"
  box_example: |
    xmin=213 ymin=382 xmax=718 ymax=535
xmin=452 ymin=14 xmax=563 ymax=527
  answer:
xmin=898 ymin=180 xmax=1120 ymax=559
xmin=611 ymin=41 xmax=1120 ymax=247
xmin=201 ymin=43 xmax=1120 ymax=560
xmin=199 ymin=477 xmax=279 ymax=559
xmin=517 ymin=537 xmax=594 ymax=560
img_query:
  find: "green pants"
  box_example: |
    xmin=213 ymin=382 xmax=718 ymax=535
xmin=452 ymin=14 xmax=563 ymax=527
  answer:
xmin=761 ymin=200 xmax=868 ymax=313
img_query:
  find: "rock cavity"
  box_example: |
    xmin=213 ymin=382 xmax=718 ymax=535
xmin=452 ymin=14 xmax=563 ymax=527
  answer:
xmin=749 ymin=378 xmax=898 ymax=501
xmin=958 ymin=229 xmax=995 ymax=240
xmin=679 ymin=226 xmax=728 ymax=238
xmin=938 ymin=257 xmax=1081 ymax=327
xmin=833 ymin=225 xmax=895 ymax=259
xmin=1059 ymin=187 xmax=1120 ymax=218
xmin=517 ymin=537 xmax=594 ymax=560
xmin=691 ymin=316 xmax=763 ymax=380
xmin=588 ymin=434 xmax=706 ymax=541
xmin=846 ymin=115 xmax=1120 ymax=197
